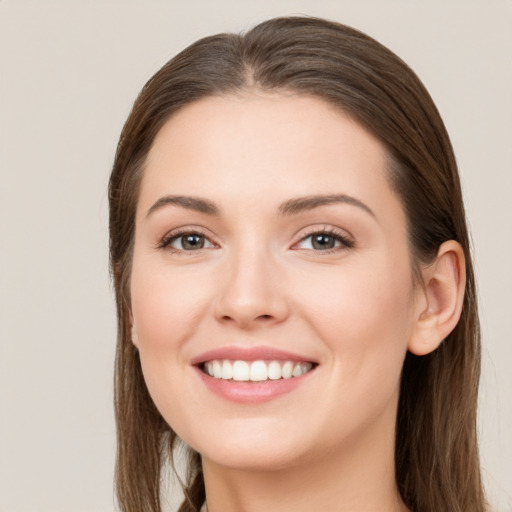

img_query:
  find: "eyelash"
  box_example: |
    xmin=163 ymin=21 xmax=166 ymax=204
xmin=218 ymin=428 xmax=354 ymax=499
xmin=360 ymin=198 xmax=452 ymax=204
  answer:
xmin=157 ymin=226 xmax=354 ymax=255
xmin=293 ymin=227 xmax=354 ymax=254
xmin=157 ymin=227 xmax=215 ymax=253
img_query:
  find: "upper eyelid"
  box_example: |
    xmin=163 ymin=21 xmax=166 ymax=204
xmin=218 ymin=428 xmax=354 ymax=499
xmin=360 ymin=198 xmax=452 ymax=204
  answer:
xmin=293 ymin=224 xmax=353 ymax=242
xmin=288 ymin=223 xmax=356 ymax=254
xmin=158 ymin=226 xmax=217 ymax=249
xmin=293 ymin=231 xmax=354 ymax=250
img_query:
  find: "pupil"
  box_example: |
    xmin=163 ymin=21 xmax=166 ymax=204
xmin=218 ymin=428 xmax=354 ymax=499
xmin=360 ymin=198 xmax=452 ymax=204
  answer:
xmin=312 ymin=234 xmax=334 ymax=250
xmin=183 ymin=234 xmax=204 ymax=250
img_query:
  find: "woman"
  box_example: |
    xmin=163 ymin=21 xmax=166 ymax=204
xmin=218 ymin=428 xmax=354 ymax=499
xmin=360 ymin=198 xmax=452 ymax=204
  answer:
xmin=108 ymin=16 xmax=486 ymax=512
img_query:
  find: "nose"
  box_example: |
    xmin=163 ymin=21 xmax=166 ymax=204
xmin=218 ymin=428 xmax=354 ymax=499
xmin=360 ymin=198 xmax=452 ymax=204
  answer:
xmin=213 ymin=247 xmax=290 ymax=329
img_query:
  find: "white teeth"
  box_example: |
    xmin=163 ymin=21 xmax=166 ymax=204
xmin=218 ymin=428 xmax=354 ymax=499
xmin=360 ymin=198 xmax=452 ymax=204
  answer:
xmin=282 ymin=361 xmax=293 ymax=379
xmin=203 ymin=359 xmax=314 ymax=381
xmin=250 ymin=360 xmax=268 ymax=381
xmin=292 ymin=363 xmax=302 ymax=377
xmin=301 ymin=362 xmax=312 ymax=375
xmin=212 ymin=360 xmax=222 ymax=378
xmin=221 ymin=360 xmax=233 ymax=380
xmin=232 ymin=360 xmax=250 ymax=381
xmin=267 ymin=361 xmax=281 ymax=380
xmin=292 ymin=362 xmax=312 ymax=377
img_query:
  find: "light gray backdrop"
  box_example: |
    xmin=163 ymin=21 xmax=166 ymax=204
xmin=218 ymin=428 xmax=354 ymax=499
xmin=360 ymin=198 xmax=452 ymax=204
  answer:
xmin=1 ymin=1 xmax=511 ymax=511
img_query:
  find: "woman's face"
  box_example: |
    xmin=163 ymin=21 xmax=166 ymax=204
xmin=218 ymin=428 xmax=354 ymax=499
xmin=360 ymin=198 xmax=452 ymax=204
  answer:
xmin=130 ymin=93 xmax=422 ymax=470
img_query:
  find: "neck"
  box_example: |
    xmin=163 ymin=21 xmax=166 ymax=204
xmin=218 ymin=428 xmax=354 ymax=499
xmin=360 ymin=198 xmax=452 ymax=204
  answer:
xmin=201 ymin=411 xmax=408 ymax=512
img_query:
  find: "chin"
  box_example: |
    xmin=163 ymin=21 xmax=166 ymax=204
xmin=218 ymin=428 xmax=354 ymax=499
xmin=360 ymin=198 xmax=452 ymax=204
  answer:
xmin=201 ymin=444 xmax=304 ymax=472
xmin=182 ymin=419 xmax=315 ymax=472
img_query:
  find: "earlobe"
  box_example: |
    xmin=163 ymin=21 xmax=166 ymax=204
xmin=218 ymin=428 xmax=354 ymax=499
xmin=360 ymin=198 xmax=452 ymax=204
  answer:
xmin=408 ymin=240 xmax=466 ymax=356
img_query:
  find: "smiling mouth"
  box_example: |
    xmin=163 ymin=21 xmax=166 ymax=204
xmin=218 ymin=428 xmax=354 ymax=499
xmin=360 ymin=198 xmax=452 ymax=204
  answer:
xmin=200 ymin=359 xmax=316 ymax=382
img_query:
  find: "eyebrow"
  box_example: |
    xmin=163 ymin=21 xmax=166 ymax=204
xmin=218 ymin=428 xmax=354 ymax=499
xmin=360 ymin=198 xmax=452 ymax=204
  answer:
xmin=278 ymin=194 xmax=375 ymax=217
xmin=146 ymin=195 xmax=220 ymax=217
xmin=146 ymin=193 xmax=374 ymax=218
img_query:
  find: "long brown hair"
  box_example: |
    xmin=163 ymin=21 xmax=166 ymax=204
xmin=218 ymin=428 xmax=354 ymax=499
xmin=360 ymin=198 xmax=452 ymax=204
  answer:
xmin=109 ymin=16 xmax=485 ymax=512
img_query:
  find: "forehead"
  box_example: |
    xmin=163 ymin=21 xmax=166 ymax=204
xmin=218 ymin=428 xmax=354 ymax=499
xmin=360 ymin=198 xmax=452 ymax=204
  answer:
xmin=139 ymin=92 xmax=403 ymax=224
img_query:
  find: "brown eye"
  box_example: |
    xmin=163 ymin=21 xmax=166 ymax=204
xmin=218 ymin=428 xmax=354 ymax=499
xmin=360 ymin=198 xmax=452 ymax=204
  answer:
xmin=311 ymin=233 xmax=336 ymax=250
xmin=295 ymin=231 xmax=353 ymax=252
xmin=167 ymin=232 xmax=214 ymax=251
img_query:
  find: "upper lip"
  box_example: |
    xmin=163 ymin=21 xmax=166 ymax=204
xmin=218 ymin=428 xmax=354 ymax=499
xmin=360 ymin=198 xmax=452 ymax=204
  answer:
xmin=190 ymin=346 xmax=318 ymax=366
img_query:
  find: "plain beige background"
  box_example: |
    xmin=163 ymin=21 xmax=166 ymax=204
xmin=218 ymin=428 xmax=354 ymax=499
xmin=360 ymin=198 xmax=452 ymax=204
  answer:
xmin=1 ymin=1 xmax=511 ymax=511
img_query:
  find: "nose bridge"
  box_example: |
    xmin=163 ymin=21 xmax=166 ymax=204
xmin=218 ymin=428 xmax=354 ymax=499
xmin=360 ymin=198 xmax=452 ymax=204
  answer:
xmin=214 ymin=236 xmax=288 ymax=327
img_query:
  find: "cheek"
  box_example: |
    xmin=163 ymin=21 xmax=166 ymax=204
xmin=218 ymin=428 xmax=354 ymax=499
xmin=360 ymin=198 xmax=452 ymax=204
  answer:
xmin=130 ymin=260 xmax=211 ymax=433
xmin=298 ymin=254 xmax=414 ymax=340
xmin=130 ymin=259 xmax=211 ymax=354
xmin=296 ymin=257 xmax=414 ymax=397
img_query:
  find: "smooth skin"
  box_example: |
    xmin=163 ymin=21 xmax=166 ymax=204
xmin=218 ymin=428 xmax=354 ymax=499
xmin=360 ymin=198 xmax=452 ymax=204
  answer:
xmin=130 ymin=92 xmax=466 ymax=512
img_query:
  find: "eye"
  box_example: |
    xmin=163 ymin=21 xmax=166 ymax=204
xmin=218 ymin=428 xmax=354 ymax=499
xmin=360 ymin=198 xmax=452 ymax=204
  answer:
xmin=294 ymin=230 xmax=354 ymax=252
xmin=160 ymin=231 xmax=215 ymax=252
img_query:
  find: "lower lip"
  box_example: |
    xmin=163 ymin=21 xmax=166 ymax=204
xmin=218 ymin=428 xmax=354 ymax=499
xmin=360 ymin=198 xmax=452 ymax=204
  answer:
xmin=193 ymin=366 xmax=315 ymax=404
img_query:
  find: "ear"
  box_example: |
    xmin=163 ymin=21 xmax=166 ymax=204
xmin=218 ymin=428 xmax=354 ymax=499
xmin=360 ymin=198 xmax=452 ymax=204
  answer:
xmin=408 ymin=240 xmax=466 ymax=356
